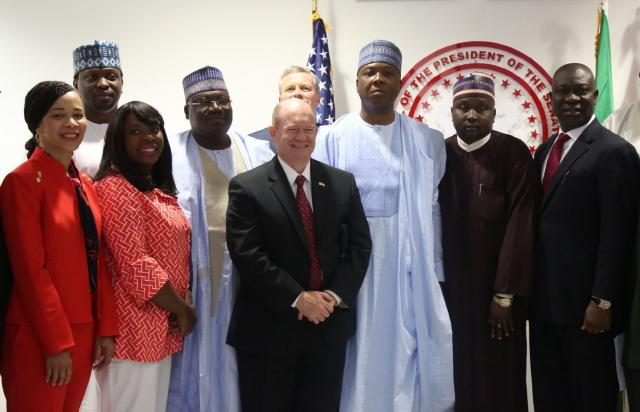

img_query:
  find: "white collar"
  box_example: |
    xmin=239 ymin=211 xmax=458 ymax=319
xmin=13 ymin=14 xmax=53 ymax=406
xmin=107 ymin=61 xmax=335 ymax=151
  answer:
xmin=277 ymin=156 xmax=311 ymax=186
xmin=456 ymin=133 xmax=491 ymax=152
xmin=559 ymin=115 xmax=596 ymax=141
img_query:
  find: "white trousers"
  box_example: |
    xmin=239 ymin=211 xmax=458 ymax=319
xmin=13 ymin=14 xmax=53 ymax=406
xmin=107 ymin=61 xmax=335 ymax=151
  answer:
xmin=79 ymin=371 xmax=99 ymax=412
xmin=96 ymin=357 xmax=172 ymax=412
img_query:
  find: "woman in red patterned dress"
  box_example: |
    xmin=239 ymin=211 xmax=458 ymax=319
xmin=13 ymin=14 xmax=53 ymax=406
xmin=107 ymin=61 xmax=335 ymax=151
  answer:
xmin=94 ymin=101 xmax=196 ymax=412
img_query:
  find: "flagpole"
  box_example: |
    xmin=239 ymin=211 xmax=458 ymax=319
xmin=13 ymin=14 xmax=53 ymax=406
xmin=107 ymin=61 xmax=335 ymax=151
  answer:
xmin=306 ymin=1 xmax=336 ymax=125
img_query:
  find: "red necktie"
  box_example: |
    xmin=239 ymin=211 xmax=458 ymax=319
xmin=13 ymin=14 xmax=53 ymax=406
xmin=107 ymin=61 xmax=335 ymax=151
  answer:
xmin=542 ymin=133 xmax=571 ymax=193
xmin=295 ymin=175 xmax=322 ymax=290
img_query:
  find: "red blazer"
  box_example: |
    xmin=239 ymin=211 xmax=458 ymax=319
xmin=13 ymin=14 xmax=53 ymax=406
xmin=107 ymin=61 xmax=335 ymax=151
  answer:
xmin=0 ymin=148 xmax=118 ymax=356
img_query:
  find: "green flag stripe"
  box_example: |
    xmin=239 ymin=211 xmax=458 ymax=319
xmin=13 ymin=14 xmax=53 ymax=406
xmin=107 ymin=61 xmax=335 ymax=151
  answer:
xmin=595 ymin=8 xmax=613 ymax=121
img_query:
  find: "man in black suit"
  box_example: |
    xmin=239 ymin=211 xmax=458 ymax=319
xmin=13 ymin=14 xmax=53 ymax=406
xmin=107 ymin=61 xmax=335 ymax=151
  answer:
xmin=226 ymin=98 xmax=372 ymax=412
xmin=530 ymin=63 xmax=640 ymax=412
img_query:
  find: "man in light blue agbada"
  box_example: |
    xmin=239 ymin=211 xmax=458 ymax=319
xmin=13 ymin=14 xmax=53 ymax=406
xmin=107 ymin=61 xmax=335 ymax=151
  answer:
xmin=167 ymin=66 xmax=273 ymax=412
xmin=313 ymin=40 xmax=454 ymax=412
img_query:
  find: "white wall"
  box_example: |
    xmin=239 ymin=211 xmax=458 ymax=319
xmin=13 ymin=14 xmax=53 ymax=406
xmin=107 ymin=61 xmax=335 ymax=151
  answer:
xmin=0 ymin=1 xmax=637 ymax=410
xmin=0 ymin=0 xmax=638 ymax=180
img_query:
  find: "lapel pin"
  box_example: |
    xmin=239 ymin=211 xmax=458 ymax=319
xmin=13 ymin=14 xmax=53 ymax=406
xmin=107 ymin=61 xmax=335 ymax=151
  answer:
xmin=36 ymin=171 xmax=42 ymax=183
xmin=318 ymin=181 xmax=326 ymax=187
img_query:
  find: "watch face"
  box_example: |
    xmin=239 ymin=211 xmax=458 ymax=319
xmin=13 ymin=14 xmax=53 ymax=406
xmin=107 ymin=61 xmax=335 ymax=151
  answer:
xmin=593 ymin=297 xmax=612 ymax=310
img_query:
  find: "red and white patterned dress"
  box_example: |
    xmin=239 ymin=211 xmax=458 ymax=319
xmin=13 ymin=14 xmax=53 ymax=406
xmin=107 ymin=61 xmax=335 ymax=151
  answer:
xmin=95 ymin=173 xmax=191 ymax=362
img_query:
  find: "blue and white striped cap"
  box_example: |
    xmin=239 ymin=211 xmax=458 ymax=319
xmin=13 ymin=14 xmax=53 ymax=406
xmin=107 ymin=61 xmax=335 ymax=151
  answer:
xmin=73 ymin=40 xmax=121 ymax=75
xmin=453 ymin=73 xmax=495 ymax=100
xmin=182 ymin=66 xmax=227 ymax=101
xmin=357 ymin=40 xmax=402 ymax=73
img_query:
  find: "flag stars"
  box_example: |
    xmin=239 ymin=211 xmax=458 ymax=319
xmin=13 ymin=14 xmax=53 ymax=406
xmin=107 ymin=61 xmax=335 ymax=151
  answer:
xmin=416 ymin=114 xmax=425 ymax=123
xmin=421 ymin=101 xmax=431 ymax=110
xmin=431 ymin=89 xmax=440 ymax=98
xmin=456 ymin=73 xmax=465 ymax=81
xmin=306 ymin=19 xmax=335 ymax=126
xmin=512 ymin=89 xmax=522 ymax=98
xmin=528 ymin=115 xmax=537 ymax=124
xmin=442 ymin=79 xmax=452 ymax=88
xmin=530 ymin=130 xmax=539 ymax=138
xmin=522 ymin=100 xmax=532 ymax=110
xmin=501 ymin=79 xmax=511 ymax=89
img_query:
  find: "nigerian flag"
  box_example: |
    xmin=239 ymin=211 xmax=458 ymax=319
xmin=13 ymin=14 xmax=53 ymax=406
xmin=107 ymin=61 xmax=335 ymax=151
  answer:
xmin=595 ymin=1 xmax=613 ymax=121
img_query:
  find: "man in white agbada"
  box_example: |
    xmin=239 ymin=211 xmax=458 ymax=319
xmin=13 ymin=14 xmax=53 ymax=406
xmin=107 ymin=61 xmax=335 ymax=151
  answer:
xmin=72 ymin=40 xmax=124 ymax=412
xmin=313 ymin=39 xmax=454 ymax=412
xmin=72 ymin=40 xmax=124 ymax=177
xmin=604 ymin=71 xmax=640 ymax=151
xmin=167 ymin=66 xmax=272 ymax=412
xmin=604 ymin=71 xmax=640 ymax=410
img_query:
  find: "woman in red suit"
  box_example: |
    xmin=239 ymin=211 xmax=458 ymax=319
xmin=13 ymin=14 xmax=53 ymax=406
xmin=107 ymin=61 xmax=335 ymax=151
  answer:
xmin=0 ymin=81 xmax=118 ymax=411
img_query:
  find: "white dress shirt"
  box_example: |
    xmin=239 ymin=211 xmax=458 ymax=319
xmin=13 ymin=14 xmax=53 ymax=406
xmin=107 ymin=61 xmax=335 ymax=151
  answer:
xmin=541 ymin=116 xmax=595 ymax=178
xmin=277 ymin=156 xmax=342 ymax=307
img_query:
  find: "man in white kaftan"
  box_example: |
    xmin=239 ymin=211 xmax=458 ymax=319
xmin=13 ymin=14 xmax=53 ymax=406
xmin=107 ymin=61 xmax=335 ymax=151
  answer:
xmin=72 ymin=40 xmax=124 ymax=177
xmin=166 ymin=66 xmax=272 ymax=412
xmin=71 ymin=40 xmax=124 ymax=412
xmin=313 ymin=40 xmax=454 ymax=412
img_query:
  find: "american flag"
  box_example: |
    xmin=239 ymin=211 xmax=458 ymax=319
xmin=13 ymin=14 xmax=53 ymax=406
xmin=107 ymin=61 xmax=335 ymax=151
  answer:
xmin=306 ymin=16 xmax=335 ymax=125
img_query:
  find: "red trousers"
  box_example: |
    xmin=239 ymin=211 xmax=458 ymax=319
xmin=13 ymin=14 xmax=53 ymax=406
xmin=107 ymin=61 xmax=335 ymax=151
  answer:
xmin=1 ymin=323 xmax=94 ymax=412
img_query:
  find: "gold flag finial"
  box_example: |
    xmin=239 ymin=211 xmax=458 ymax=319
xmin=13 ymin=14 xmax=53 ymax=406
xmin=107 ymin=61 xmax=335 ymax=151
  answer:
xmin=311 ymin=0 xmax=320 ymax=21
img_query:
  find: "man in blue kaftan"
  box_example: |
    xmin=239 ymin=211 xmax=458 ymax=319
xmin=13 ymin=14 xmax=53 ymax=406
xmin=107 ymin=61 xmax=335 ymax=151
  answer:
xmin=313 ymin=40 xmax=454 ymax=412
xmin=167 ymin=66 xmax=272 ymax=412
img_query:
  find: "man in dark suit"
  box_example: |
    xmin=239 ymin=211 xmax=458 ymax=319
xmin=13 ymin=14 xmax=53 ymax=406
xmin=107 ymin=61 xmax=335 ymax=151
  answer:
xmin=226 ymin=98 xmax=372 ymax=412
xmin=530 ymin=63 xmax=640 ymax=412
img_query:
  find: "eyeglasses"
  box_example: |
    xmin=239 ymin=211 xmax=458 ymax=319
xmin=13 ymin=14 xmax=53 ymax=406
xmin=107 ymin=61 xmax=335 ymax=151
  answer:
xmin=187 ymin=98 xmax=232 ymax=109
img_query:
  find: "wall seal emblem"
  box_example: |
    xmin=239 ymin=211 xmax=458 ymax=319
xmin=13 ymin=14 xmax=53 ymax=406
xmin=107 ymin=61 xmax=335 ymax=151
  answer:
xmin=397 ymin=41 xmax=558 ymax=152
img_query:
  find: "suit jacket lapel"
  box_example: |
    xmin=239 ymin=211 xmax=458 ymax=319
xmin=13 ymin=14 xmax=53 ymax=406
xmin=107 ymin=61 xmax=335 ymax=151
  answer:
xmin=541 ymin=122 xmax=597 ymax=209
xmin=268 ymin=158 xmax=309 ymax=250
xmin=310 ymin=160 xmax=329 ymax=243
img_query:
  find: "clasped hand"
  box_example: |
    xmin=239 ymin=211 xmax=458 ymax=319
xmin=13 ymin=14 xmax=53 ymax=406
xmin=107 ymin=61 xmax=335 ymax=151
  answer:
xmin=296 ymin=291 xmax=336 ymax=324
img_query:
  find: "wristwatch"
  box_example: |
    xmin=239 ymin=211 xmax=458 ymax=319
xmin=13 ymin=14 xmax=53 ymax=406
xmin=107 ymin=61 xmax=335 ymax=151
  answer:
xmin=493 ymin=295 xmax=513 ymax=308
xmin=591 ymin=296 xmax=612 ymax=310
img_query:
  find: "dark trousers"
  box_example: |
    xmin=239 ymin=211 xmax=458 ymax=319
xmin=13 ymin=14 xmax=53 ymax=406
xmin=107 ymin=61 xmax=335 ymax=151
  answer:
xmin=235 ymin=331 xmax=347 ymax=412
xmin=530 ymin=321 xmax=618 ymax=412
xmin=626 ymin=368 xmax=640 ymax=412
